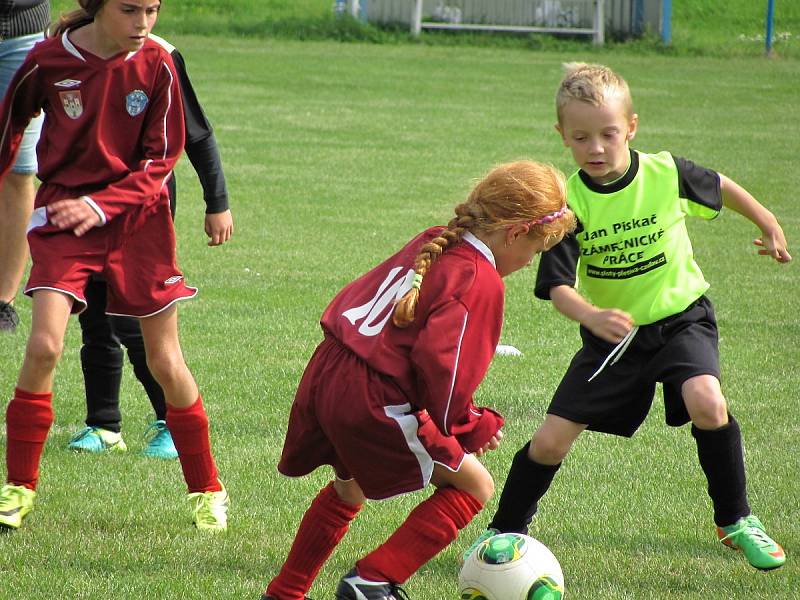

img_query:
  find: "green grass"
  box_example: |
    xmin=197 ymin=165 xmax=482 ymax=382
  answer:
xmin=48 ymin=0 xmax=800 ymax=58
xmin=669 ymin=0 xmax=800 ymax=57
xmin=1 ymin=24 xmax=799 ymax=600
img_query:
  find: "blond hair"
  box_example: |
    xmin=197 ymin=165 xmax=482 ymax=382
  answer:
xmin=392 ymin=160 xmax=576 ymax=327
xmin=556 ymin=62 xmax=633 ymax=124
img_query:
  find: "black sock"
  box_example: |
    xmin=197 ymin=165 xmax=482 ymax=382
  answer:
xmin=488 ymin=442 xmax=561 ymax=534
xmin=692 ymin=415 xmax=750 ymax=527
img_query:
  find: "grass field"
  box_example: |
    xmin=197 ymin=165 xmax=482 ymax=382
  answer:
xmin=47 ymin=0 xmax=800 ymax=58
xmin=1 ymin=8 xmax=799 ymax=600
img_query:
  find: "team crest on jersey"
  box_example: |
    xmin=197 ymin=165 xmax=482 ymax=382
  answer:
xmin=125 ymin=90 xmax=148 ymax=117
xmin=58 ymin=90 xmax=83 ymax=119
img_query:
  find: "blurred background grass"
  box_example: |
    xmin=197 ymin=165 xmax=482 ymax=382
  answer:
xmin=48 ymin=0 xmax=800 ymax=57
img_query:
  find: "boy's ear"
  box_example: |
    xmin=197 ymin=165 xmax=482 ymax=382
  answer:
xmin=627 ymin=113 xmax=639 ymax=141
xmin=554 ymin=123 xmax=568 ymax=145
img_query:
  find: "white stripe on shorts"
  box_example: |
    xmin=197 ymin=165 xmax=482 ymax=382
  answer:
xmin=384 ymin=403 xmax=434 ymax=488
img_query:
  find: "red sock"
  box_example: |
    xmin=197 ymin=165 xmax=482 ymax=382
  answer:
xmin=356 ymin=487 xmax=483 ymax=584
xmin=6 ymin=388 xmax=54 ymax=490
xmin=266 ymin=482 xmax=362 ymax=600
xmin=166 ymin=396 xmax=222 ymax=493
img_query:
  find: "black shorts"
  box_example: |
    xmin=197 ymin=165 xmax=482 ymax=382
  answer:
xmin=547 ymin=296 xmax=720 ymax=437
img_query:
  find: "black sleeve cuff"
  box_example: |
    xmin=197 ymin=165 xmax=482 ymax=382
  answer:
xmin=535 ymin=231 xmax=580 ymax=299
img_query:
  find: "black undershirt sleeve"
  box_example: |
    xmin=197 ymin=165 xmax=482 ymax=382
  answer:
xmin=673 ymin=155 xmax=722 ymax=212
xmin=171 ymin=49 xmax=229 ymax=214
xmin=534 ymin=224 xmax=583 ymax=300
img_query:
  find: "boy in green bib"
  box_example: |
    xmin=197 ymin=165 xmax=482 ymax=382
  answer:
xmin=468 ymin=63 xmax=790 ymax=571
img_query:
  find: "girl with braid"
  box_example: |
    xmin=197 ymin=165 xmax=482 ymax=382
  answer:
xmin=262 ymin=160 xmax=575 ymax=600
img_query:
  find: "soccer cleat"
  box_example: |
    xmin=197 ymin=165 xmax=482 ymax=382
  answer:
xmin=67 ymin=426 xmax=127 ymax=453
xmin=142 ymin=420 xmax=178 ymax=460
xmin=0 ymin=484 xmax=36 ymax=529
xmin=717 ymin=514 xmax=786 ymax=570
xmin=462 ymin=527 xmax=500 ymax=563
xmin=0 ymin=301 xmax=20 ymax=332
xmin=335 ymin=568 xmax=410 ymax=600
xmin=189 ymin=484 xmax=229 ymax=532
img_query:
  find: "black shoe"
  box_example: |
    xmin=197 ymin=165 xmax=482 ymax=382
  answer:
xmin=0 ymin=301 xmax=19 ymax=332
xmin=335 ymin=568 xmax=410 ymax=600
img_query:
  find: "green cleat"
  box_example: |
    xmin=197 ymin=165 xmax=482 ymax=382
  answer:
xmin=67 ymin=426 xmax=127 ymax=453
xmin=462 ymin=527 xmax=499 ymax=563
xmin=189 ymin=484 xmax=229 ymax=532
xmin=142 ymin=420 xmax=178 ymax=460
xmin=0 ymin=484 xmax=36 ymax=529
xmin=717 ymin=514 xmax=786 ymax=570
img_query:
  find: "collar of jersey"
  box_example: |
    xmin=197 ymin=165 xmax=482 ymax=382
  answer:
xmin=578 ymin=149 xmax=639 ymax=194
xmin=462 ymin=231 xmax=496 ymax=268
xmin=62 ymin=29 xmax=140 ymax=64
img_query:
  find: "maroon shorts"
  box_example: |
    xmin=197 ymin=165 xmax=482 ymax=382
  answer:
xmin=25 ymin=195 xmax=196 ymax=316
xmin=278 ymin=335 xmax=466 ymax=500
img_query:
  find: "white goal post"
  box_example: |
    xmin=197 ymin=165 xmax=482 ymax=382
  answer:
xmin=409 ymin=0 xmax=605 ymax=44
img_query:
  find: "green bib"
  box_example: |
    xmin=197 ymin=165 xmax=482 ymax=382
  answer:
xmin=568 ymin=151 xmax=719 ymax=325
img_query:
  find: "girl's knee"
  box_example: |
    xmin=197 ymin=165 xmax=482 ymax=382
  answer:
xmin=146 ymin=352 xmax=186 ymax=387
xmin=432 ymin=457 xmax=494 ymax=505
xmin=455 ymin=461 xmax=495 ymax=505
xmin=26 ymin=332 xmax=63 ymax=370
xmin=468 ymin=471 xmax=495 ymax=505
xmin=333 ymin=478 xmax=366 ymax=505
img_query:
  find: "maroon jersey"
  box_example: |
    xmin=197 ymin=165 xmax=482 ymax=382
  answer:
xmin=0 ymin=31 xmax=184 ymax=223
xmin=320 ymin=227 xmax=505 ymax=452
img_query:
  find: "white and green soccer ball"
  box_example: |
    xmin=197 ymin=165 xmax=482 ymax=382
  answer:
xmin=459 ymin=533 xmax=565 ymax=600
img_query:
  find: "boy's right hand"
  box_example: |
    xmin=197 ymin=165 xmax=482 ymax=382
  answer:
xmin=473 ymin=430 xmax=503 ymax=457
xmin=754 ymin=224 xmax=792 ymax=263
xmin=583 ymin=308 xmax=634 ymax=343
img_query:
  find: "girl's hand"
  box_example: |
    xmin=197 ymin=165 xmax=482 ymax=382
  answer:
xmin=204 ymin=210 xmax=234 ymax=246
xmin=754 ymin=224 xmax=792 ymax=263
xmin=474 ymin=430 xmax=503 ymax=457
xmin=48 ymin=198 xmax=101 ymax=237
xmin=583 ymin=308 xmax=634 ymax=343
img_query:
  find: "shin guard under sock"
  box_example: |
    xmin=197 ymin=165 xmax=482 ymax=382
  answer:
xmin=266 ymin=482 xmax=361 ymax=599
xmin=356 ymin=487 xmax=483 ymax=584
xmin=6 ymin=388 xmax=54 ymax=490
xmin=489 ymin=442 xmax=561 ymax=534
xmin=692 ymin=415 xmax=750 ymax=527
xmin=166 ymin=396 xmax=221 ymax=493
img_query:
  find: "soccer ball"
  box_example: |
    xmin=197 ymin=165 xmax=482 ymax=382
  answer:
xmin=458 ymin=533 xmax=564 ymax=600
